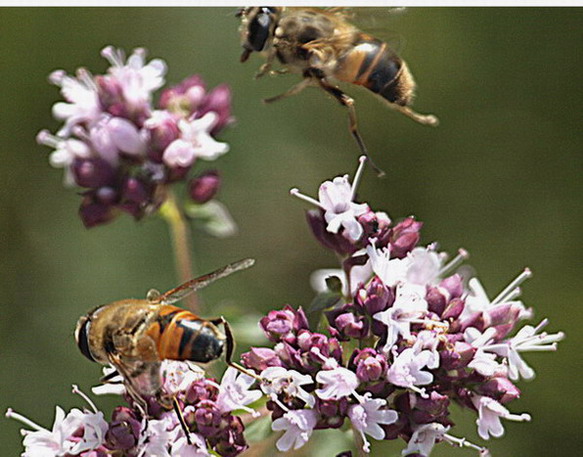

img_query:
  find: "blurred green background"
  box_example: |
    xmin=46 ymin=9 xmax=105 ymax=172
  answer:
xmin=0 ymin=7 xmax=581 ymax=456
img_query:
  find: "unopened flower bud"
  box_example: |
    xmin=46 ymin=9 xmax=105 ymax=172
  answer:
xmin=440 ymin=274 xmax=464 ymax=299
xmin=106 ymin=407 xmax=141 ymax=450
xmin=192 ymin=400 xmax=223 ymax=437
xmin=241 ymin=347 xmax=283 ymax=372
xmin=410 ymin=391 xmax=450 ymax=424
xmin=349 ymin=348 xmax=387 ymax=383
xmin=426 ymin=286 xmax=448 ymax=316
xmin=306 ymin=209 xmax=359 ymax=256
xmin=160 ymin=75 xmax=206 ymax=114
xmin=389 ymin=217 xmax=423 ymax=258
xmin=188 ymin=170 xmax=221 ymax=204
xmin=79 ymin=192 xmax=116 ymax=228
xmin=356 ymin=277 xmax=395 ymax=316
xmin=72 ymin=158 xmax=115 ymax=188
xmin=315 ymin=397 xmax=348 ymax=429
xmin=477 ymin=377 xmax=521 ymax=404
xmin=198 ymin=84 xmax=233 ymax=134
xmin=442 ymin=298 xmax=465 ymax=321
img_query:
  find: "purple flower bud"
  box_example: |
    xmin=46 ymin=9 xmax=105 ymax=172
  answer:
xmin=326 ymin=304 xmax=369 ymax=341
xmin=160 ymin=75 xmax=206 ymax=113
xmin=296 ymin=330 xmax=343 ymax=367
xmin=315 ymin=397 xmax=348 ymax=429
xmin=96 ymin=75 xmax=125 ymax=117
xmin=440 ymin=274 xmax=464 ymax=299
xmin=259 ymin=305 xmax=308 ymax=344
xmin=357 ymin=209 xmax=392 ymax=246
xmin=389 ymin=217 xmax=423 ymax=258
xmin=442 ymin=298 xmax=465 ymax=321
xmin=185 ymin=378 xmax=219 ymax=404
xmin=145 ymin=112 xmax=180 ymax=161
xmin=105 ymin=406 xmax=141 ymax=450
xmin=79 ymin=192 xmax=116 ymax=228
xmin=426 ymin=286 xmax=448 ymax=316
xmin=241 ymin=347 xmax=283 ymax=372
xmin=188 ymin=170 xmax=221 ymax=203
xmin=122 ymin=177 xmax=149 ymax=204
xmin=440 ymin=341 xmax=475 ymax=370
xmin=334 ymin=312 xmax=369 ymax=340
xmin=349 ymin=348 xmax=388 ymax=383
xmin=260 ymin=308 xmax=295 ymax=343
xmin=72 ymin=158 xmax=116 ymax=189
xmin=306 ymin=209 xmax=358 ymax=256
xmin=410 ymin=391 xmax=450 ymax=424
xmin=355 ymin=277 xmax=395 ymax=317
xmin=198 ymin=84 xmax=234 ymax=135
xmin=477 ymin=377 xmax=521 ymax=404
xmin=190 ymin=399 xmax=223 ymax=437
xmin=212 ymin=415 xmax=248 ymax=457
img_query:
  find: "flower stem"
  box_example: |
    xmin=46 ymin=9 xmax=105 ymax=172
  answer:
xmin=159 ymin=189 xmax=198 ymax=312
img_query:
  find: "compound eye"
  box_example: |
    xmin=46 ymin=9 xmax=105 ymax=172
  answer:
xmin=75 ymin=316 xmax=96 ymax=362
xmin=247 ymin=9 xmax=273 ymax=51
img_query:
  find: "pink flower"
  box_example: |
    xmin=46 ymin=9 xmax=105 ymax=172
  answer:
xmin=315 ymin=366 xmax=359 ymax=400
xmin=163 ymin=113 xmax=229 ymax=167
xmin=348 ymin=394 xmax=398 ymax=453
xmin=260 ymin=367 xmax=315 ymax=407
xmin=216 ymin=366 xmax=261 ymax=414
xmin=472 ymin=395 xmax=531 ymax=440
xmin=387 ymin=348 xmax=434 ymax=392
xmin=272 ymin=409 xmax=318 ymax=452
xmin=402 ymin=422 xmax=448 ymax=456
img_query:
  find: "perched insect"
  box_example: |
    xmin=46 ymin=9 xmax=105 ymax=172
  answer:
xmin=75 ymin=258 xmax=256 ymax=437
xmin=238 ymin=7 xmax=439 ymax=173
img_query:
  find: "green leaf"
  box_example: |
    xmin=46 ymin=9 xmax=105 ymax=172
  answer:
xmin=185 ymin=200 xmax=237 ymax=238
xmin=244 ymin=414 xmax=273 ymax=443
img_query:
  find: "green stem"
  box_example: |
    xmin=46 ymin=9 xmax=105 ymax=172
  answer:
xmin=159 ymin=189 xmax=198 ymax=312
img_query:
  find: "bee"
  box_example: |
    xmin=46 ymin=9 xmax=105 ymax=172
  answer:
xmin=238 ymin=7 xmax=438 ymax=172
xmin=75 ymin=258 xmax=256 ymax=436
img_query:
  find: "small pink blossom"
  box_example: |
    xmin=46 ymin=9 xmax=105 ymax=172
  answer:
xmin=374 ymin=283 xmax=428 ymax=353
xmin=315 ymin=366 xmax=359 ymax=400
xmin=162 ymin=360 xmax=205 ymax=397
xmin=472 ymin=395 xmax=531 ymax=440
xmin=216 ymin=366 xmax=261 ymax=414
xmin=272 ymin=409 xmax=318 ymax=452
xmin=260 ymin=367 xmax=315 ymax=407
xmin=387 ymin=347 xmax=434 ymax=392
xmin=366 ymin=241 xmax=409 ymax=287
xmin=402 ymin=422 xmax=448 ymax=456
xmin=348 ymin=394 xmax=398 ymax=453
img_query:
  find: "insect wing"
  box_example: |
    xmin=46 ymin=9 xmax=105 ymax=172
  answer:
xmin=107 ymin=353 xmax=162 ymax=399
xmin=155 ymin=258 xmax=255 ymax=305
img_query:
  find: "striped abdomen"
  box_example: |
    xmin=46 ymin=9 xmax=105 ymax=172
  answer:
xmin=146 ymin=305 xmax=225 ymax=363
xmin=335 ymin=35 xmax=415 ymax=107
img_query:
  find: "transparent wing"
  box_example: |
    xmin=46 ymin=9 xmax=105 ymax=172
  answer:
xmin=349 ymin=7 xmax=407 ymax=53
xmin=154 ymin=258 xmax=256 ymax=305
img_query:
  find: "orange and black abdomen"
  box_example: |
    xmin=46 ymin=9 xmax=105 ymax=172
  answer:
xmin=335 ymin=35 xmax=415 ymax=107
xmin=146 ymin=305 xmax=225 ymax=363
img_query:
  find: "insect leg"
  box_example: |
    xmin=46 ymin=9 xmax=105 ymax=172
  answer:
xmin=315 ymin=77 xmax=386 ymax=177
xmin=255 ymin=48 xmax=277 ymax=79
xmin=391 ymin=104 xmax=439 ymax=127
xmin=218 ymin=317 xmax=262 ymax=380
xmin=172 ymin=396 xmax=193 ymax=445
xmin=263 ymin=77 xmax=313 ymax=104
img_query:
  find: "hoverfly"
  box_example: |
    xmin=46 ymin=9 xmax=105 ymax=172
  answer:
xmin=238 ymin=7 xmax=438 ymax=174
xmin=75 ymin=258 xmax=256 ymax=439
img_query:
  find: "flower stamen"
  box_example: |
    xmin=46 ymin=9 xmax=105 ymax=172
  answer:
xmin=5 ymin=408 xmax=46 ymax=432
xmin=492 ymin=268 xmax=532 ymax=305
